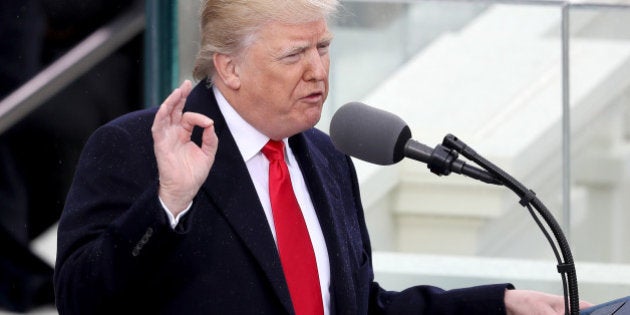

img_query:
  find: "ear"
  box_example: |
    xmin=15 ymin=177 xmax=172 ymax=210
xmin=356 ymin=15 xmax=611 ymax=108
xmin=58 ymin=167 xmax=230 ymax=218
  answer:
xmin=213 ymin=53 xmax=241 ymax=90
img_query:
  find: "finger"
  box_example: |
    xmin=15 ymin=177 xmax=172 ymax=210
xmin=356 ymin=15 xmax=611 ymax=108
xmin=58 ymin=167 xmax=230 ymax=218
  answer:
xmin=180 ymin=80 xmax=192 ymax=98
xmin=201 ymin=123 xmax=218 ymax=157
xmin=172 ymin=80 xmax=193 ymax=117
xmin=153 ymin=86 xmax=184 ymax=130
xmin=181 ymin=112 xmax=214 ymax=133
xmin=169 ymin=80 xmax=193 ymax=124
xmin=163 ymin=81 xmax=191 ymax=115
xmin=580 ymin=302 xmax=594 ymax=309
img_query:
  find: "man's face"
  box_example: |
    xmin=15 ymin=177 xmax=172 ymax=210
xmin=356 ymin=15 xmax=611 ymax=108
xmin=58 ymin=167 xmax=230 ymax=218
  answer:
xmin=231 ymin=18 xmax=333 ymax=140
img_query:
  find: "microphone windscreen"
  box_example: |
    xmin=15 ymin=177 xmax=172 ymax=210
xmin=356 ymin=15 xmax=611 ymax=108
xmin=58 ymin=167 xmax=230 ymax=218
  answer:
xmin=329 ymin=102 xmax=411 ymax=165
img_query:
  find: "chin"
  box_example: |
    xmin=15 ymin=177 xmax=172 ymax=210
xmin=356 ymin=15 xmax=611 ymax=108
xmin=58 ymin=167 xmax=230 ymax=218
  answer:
xmin=304 ymin=111 xmax=322 ymax=128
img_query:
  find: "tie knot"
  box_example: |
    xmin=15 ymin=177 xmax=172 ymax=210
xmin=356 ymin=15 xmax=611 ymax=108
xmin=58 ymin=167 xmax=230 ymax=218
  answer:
xmin=262 ymin=140 xmax=285 ymax=162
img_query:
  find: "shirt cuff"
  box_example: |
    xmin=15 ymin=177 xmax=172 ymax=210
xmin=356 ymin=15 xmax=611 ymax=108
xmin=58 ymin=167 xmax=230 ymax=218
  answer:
xmin=159 ymin=197 xmax=193 ymax=229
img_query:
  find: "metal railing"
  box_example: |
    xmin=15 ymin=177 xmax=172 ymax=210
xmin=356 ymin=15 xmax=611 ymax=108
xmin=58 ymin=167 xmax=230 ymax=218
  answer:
xmin=0 ymin=2 xmax=145 ymax=134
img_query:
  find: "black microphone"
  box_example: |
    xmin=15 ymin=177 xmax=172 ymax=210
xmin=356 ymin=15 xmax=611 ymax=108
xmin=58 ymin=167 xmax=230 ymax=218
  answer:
xmin=329 ymin=102 xmax=501 ymax=185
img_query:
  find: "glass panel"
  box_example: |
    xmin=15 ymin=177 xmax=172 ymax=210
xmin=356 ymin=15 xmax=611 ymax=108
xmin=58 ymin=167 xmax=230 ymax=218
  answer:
xmin=328 ymin=1 xmax=567 ymax=261
xmin=177 ymin=0 xmax=201 ymax=83
xmin=326 ymin=1 xmax=490 ymax=116
xmin=174 ymin=0 xmax=630 ymax=266
xmin=567 ymin=5 xmax=630 ymax=264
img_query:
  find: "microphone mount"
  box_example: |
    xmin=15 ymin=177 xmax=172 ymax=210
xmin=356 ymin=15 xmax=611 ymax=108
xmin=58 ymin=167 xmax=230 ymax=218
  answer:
xmin=404 ymin=139 xmax=502 ymax=185
xmin=441 ymin=134 xmax=579 ymax=315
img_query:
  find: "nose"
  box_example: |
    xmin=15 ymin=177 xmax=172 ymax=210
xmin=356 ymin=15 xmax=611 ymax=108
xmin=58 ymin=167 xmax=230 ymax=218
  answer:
xmin=303 ymin=49 xmax=328 ymax=82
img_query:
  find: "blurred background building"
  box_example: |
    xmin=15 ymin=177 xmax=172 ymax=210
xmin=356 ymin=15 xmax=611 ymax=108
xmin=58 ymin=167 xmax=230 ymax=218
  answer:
xmin=1 ymin=0 xmax=630 ymax=313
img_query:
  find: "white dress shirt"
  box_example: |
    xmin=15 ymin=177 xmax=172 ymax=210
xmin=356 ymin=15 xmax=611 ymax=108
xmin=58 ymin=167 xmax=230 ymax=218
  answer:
xmin=161 ymin=86 xmax=331 ymax=314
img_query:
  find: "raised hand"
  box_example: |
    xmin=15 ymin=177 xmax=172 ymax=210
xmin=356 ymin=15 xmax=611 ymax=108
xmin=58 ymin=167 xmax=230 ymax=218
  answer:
xmin=151 ymin=80 xmax=219 ymax=216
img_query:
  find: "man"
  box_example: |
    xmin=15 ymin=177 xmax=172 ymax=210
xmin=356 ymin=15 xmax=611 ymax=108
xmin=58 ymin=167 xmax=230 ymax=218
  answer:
xmin=54 ymin=0 xmax=590 ymax=314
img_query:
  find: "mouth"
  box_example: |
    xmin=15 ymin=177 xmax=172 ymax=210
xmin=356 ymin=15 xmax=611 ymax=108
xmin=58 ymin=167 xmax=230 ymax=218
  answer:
xmin=301 ymin=91 xmax=325 ymax=103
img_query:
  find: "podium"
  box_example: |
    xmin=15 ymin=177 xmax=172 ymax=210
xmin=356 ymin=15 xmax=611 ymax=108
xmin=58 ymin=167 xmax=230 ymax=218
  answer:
xmin=581 ymin=296 xmax=630 ymax=314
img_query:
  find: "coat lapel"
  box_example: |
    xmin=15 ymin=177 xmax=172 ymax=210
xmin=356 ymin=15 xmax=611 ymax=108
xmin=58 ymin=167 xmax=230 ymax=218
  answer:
xmin=184 ymin=82 xmax=294 ymax=314
xmin=290 ymin=132 xmax=359 ymax=315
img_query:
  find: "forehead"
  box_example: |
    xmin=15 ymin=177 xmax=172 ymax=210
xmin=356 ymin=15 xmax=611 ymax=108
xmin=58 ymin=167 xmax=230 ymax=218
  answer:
xmin=258 ymin=19 xmax=332 ymax=46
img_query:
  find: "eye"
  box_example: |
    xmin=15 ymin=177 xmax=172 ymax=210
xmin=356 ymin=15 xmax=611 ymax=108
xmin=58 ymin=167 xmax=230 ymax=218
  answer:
xmin=281 ymin=50 xmax=303 ymax=63
xmin=317 ymin=42 xmax=331 ymax=55
xmin=285 ymin=52 xmax=300 ymax=60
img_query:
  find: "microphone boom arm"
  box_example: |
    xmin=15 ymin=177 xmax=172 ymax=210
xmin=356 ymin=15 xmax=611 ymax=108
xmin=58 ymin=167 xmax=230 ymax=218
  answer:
xmin=441 ymin=134 xmax=579 ymax=315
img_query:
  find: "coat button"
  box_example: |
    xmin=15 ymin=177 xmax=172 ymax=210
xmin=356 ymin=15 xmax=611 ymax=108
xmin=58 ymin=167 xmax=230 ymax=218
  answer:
xmin=132 ymin=227 xmax=154 ymax=256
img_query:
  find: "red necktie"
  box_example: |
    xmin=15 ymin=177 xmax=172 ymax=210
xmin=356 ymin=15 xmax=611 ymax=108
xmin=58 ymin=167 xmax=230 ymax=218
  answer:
xmin=262 ymin=140 xmax=323 ymax=315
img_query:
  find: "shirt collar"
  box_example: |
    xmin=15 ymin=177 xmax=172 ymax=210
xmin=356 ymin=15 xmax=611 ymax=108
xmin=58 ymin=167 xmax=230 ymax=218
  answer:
xmin=213 ymin=86 xmax=290 ymax=162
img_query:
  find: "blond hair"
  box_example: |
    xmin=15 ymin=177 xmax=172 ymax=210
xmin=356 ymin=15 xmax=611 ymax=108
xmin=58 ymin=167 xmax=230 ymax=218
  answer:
xmin=192 ymin=0 xmax=340 ymax=81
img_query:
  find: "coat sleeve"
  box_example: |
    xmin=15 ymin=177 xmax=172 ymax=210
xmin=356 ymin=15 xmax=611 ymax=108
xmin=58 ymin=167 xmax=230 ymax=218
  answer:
xmin=53 ymin=114 xmax=182 ymax=314
xmin=341 ymin=154 xmax=513 ymax=315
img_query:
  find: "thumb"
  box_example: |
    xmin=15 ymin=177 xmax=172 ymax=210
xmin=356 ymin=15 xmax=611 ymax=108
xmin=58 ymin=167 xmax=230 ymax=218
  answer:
xmin=201 ymin=123 xmax=218 ymax=157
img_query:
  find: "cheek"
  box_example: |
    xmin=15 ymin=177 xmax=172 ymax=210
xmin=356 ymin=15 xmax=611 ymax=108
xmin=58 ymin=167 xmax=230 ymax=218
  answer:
xmin=301 ymin=103 xmax=324 ymax=123
xmin=266 ymin=74 xmax=299 ymax=97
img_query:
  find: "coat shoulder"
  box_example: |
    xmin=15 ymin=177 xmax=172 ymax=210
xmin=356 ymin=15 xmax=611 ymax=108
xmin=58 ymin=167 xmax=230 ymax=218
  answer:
xmin=106 ymin=107 xmax=158 ymax=133
xmin=301 ymin=128 xmax=343 ymax=156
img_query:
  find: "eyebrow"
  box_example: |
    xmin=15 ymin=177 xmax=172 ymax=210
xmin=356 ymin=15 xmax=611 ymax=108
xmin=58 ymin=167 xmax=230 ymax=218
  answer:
xmin=275 ymin=34 xmax=334 ymax=58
